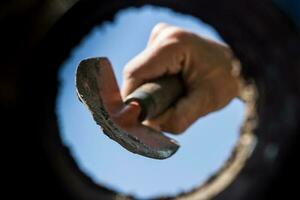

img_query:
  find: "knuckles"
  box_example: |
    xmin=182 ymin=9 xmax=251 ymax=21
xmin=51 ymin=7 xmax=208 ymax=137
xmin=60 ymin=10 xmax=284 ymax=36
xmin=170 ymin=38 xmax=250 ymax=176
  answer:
xmin=151 ymin=22 xmax=169 ymax=36
xmin=151 ymin=23 xmax=194 ymax=45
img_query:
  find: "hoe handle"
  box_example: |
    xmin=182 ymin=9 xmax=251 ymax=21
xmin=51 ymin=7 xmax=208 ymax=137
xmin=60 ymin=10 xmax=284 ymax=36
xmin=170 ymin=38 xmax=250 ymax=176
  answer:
xmin=125 ymin=75 xmax=184 ymax=121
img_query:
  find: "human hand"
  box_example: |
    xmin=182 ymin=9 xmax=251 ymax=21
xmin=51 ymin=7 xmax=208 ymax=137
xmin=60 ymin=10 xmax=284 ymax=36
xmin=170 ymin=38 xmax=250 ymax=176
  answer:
xmin=121 ymin=23 xmax=240 ymax=134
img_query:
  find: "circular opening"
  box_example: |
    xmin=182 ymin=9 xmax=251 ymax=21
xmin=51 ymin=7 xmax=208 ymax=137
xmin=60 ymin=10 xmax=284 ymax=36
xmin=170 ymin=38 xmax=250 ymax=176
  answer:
xmin=56 ymin=5 xmax=250 ymax=199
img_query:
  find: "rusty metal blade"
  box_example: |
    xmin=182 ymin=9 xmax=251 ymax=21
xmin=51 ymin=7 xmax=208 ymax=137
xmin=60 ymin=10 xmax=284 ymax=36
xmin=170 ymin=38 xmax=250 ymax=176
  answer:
xmin=75 ymin=57 xmax=179 ymax=159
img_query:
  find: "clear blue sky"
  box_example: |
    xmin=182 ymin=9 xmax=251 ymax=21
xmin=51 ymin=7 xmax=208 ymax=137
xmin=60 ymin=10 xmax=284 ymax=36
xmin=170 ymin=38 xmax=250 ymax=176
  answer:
xmin=56 ymin=6 xmax=244 ymax=199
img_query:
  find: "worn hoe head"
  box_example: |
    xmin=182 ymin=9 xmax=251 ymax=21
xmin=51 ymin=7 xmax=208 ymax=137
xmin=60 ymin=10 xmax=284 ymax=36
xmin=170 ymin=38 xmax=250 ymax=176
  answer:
xmin=76 ymin=57 xmax=179 ymax=159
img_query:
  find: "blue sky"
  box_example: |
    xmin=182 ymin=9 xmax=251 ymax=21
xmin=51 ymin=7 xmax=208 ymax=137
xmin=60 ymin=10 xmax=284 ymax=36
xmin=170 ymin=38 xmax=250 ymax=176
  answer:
xmin=56 ymin=6 xmax=244 ymax=199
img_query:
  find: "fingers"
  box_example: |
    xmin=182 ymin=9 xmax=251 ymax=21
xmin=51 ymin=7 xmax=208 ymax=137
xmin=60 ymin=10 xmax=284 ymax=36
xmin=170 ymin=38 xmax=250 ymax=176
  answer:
xmin=121 ymin=23 xmax=239 ymax=134
xmin=122 ymin=23 xmax=193 ymax=99
xmin=121 ymin=40 xmax=185 ymax=98
xmin=145 ymin=86 xmax=215 ymax=134
xmin=147 ymin=23 xmax=169 ymax=46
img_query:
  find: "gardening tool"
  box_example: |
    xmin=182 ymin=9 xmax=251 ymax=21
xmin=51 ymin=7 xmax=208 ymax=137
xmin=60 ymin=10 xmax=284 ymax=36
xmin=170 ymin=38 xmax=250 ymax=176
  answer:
xmin=76 ymin=57 xmax=184 ymax=159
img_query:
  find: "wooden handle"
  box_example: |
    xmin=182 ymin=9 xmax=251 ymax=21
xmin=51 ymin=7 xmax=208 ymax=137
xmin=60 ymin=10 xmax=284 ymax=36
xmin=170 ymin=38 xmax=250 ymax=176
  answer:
xmin=125 ymin=75 xmax=184 ymax=121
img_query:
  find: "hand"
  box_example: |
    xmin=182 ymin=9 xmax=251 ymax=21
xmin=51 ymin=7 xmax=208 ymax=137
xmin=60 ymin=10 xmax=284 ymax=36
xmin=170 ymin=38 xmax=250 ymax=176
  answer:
xmin=121 ymin=23 xmax=240 ymax=134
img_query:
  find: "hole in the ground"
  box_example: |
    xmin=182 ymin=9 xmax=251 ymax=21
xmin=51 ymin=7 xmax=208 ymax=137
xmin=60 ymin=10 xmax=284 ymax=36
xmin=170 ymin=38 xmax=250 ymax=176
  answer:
xmin=56 ymin=5 xmax=245 ymax=199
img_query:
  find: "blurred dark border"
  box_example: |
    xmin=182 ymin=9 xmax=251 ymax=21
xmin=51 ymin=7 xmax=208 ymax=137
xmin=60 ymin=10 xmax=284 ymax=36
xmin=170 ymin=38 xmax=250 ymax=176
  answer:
xmin=1 ymin=0 xmax=299 ymax=199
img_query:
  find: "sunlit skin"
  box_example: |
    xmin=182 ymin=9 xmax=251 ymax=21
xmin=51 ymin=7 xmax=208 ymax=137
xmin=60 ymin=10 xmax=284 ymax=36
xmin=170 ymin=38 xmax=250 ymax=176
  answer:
xmin=122 ymin=23 xmax=240 ymax=134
